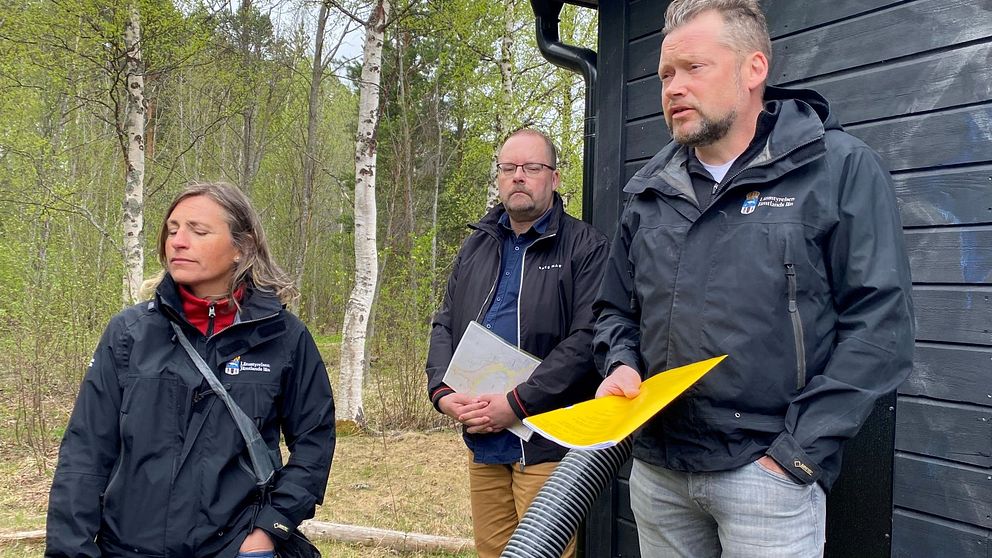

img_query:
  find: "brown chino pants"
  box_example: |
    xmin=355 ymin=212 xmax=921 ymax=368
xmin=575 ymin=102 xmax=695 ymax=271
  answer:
xmin=468 ymin=455 xmax=577 ymax=558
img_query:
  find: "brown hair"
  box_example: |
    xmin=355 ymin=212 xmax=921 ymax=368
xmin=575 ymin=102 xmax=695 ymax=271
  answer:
xmin=502 ymin=127 xmax=559 ymax=168
xmin=143 ymin=181 xmax=298 ymax=305
xmin=663 ymin=0 xmax=772 ymax=63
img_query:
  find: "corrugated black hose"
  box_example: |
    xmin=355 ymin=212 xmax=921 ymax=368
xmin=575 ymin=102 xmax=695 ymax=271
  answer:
xmin=501 ymin=438 xmax=634 ymax=557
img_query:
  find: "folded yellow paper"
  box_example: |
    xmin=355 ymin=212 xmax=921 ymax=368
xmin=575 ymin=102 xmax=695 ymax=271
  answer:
xmin=523 ymin=355 xmax=727 ymax=450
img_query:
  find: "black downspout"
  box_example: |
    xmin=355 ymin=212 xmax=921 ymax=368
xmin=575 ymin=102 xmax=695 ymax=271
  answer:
xmin=530 ymin=0 xmax=597 ymax=221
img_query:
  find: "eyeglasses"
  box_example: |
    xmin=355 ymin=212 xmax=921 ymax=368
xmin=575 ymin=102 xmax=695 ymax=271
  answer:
xmin=496 ymin=162 xmax=556 ymax=177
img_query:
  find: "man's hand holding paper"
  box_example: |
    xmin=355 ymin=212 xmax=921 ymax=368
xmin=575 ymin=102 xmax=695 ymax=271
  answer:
xmin=596 ymin=364 xmax=642 ymax=399
xmin=523 ymin=356 xmax=726 ymax=450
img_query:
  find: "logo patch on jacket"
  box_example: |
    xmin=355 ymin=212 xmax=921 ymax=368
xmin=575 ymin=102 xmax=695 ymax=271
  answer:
xmin=741 ymin=191 xmax=796 ymax=214
xmin=240 ymin=360 xmax=271 ymax=373
xmin=538 ymin=263 xmax=562 ymax=270
xmin=740 ymin=191 xmax=760 ymax=214
xmin=225 ymin=356 xmax=271 ymax=374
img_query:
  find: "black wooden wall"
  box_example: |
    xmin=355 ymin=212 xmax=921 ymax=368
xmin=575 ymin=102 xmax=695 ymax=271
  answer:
xmin=585 ymin=1 xmax=992 ymax=556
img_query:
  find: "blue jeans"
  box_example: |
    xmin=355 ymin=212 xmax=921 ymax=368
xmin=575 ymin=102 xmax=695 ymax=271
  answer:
xmin=237 ymin=552 xmax=275 ymax=558
xmin=629 ymin=458 xmax=826 ymax=558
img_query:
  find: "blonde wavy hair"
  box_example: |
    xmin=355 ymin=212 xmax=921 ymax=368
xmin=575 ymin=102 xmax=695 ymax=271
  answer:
xmin=140 ymin=181 xmax=298 ymax=305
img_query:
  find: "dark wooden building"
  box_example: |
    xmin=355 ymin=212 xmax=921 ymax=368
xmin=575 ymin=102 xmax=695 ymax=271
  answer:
xmin=531 ymin=0 xmax=992 ymax=556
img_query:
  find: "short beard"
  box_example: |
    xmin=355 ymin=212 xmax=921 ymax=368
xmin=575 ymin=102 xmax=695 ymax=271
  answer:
xmin=504 ymin=198 xmax=540 ymax=222
xmin=671 ymin=108 xmax=736 ymax=147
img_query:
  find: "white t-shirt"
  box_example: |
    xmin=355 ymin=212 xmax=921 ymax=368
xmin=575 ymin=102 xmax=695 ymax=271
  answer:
xmin=701 ymin=157 xmax=737 ymax=184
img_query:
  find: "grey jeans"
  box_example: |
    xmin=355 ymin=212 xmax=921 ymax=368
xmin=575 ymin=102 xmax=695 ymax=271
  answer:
xmin=629 ymin=458 xmax=826 ymax=558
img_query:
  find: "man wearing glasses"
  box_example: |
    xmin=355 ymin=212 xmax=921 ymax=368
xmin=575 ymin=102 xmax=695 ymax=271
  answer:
xmin=426 ymin=128 xmax=608 ymax=558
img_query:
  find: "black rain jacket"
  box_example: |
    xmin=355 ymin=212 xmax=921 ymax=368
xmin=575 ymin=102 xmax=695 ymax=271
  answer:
xmin=46 ymin=274 xmax=335 ymax=557
xmin=427 ymin=194 xmax=608 ymax=465
xmin=593 ymin=86 xmax=914 ymax=490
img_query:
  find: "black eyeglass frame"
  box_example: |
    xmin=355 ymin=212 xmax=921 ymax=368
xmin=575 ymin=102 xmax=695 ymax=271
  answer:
xmin=495 ymin=162 xmax=557 ymax=176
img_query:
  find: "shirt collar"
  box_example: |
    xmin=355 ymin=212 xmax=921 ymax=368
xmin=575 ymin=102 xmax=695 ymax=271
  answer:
xmin=498 ymin=205 xmax=554 ymax=237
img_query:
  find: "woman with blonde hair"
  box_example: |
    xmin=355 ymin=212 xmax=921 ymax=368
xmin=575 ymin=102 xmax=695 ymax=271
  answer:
xmin=46 ymin=182 xmax=335 ymax=558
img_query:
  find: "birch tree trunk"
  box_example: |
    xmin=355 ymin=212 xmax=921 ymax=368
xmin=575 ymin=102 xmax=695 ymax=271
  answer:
xmin=122 ymin=4 xmax=145 ymax=305
xmin=488 ymin=0 xmax=516 ymax=209
xmin=338 ymin=0 xmax=389 ymax=428
xmin=293 ymin=1 xmax=330 ymax=311
xmin=498 ymin=1 xmax=516 ymax=102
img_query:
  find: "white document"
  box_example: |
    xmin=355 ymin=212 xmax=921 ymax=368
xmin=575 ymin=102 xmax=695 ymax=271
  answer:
xmin=442 ymin=321 xmax=539 ymax=441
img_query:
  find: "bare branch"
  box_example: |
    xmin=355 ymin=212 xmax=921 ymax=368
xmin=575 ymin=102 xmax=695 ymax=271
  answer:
xmin=325 ymin=0 xmax=367 ymax=27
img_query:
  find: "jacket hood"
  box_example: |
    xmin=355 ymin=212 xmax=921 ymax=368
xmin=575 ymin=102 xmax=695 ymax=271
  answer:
xmin=473 ymin=191 xmax=565 ymax=238
xmin=764 ymin=85 xmax=839 ymax=131
xmin=626 ymin=85 xmax=839 ymax=197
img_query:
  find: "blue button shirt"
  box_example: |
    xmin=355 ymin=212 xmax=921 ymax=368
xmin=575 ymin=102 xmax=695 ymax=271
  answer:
xmin=471 ymin=208 xmax=553 ymax=465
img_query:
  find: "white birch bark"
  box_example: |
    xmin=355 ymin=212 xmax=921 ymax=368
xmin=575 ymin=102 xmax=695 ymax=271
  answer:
xmin=122 ymin=4 xmax=145 ymax=305
xmin=488 ymin=0 xmax=516 ymax=209
xmin=498 ymin=1 xmax=516 ymax=102
xmin=338 ymin=0 xmax=390 ymax=427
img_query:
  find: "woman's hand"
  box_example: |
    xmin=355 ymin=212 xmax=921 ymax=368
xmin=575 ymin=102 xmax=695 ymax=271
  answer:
xmin=239 ymin=528 xmax=275 ymax=552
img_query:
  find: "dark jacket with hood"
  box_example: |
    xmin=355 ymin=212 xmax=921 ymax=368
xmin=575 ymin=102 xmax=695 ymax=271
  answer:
xmin=427 ymin=194 xmax=608 ymax=465
xmin=593 ymin=86 xmax=914 ymax=490
xmin=46 ymin=274 xmax=335 ymax=557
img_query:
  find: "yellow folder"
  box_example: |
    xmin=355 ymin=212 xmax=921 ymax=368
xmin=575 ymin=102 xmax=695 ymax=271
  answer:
xmin=523 ymin=355 xmax=727 ymax=450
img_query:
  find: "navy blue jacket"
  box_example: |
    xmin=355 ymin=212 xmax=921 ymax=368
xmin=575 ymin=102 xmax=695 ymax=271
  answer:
xmin=46 ymin=275 xmax=335 ymax=557
xmin=593 ymin=87 xmax=914 ymax=490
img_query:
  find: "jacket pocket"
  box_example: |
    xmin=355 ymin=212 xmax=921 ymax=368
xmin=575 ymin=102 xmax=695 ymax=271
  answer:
xmin=784 ymin=262 xmax=807 ymax=390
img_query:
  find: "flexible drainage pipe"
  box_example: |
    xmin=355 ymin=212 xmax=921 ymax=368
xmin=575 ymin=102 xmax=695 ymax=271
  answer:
xmin=501 ymin=438 xmax=633 ymax=557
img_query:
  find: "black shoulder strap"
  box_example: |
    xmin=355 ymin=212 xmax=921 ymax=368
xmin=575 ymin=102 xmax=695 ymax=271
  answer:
xmin=171 ymin=322 xmax=276 ymax=487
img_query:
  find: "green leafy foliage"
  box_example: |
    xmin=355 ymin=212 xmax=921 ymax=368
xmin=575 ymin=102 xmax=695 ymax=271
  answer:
xmin=0 ymin=0 xmax=596 ymax=444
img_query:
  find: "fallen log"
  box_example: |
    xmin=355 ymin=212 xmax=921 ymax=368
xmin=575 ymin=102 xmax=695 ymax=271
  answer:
xmin=301 ymin=520 xmax=474 ymax=553
xmin=0 ymin=529 xmax=44 ymax=542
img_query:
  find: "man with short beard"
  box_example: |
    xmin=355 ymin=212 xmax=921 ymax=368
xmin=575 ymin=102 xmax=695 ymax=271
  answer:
xmin=592 ymin=0 xmax=914 ymax=556
xmin=426 ymin=128 xmax=607 ymax=558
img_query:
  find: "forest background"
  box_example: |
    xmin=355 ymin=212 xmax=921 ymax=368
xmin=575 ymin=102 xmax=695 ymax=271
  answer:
xmin=0 ymin=0 xmax=596 ymax=553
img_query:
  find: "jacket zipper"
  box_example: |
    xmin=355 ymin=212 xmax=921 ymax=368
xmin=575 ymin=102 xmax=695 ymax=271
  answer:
xmin=206 ymin=303 xmax=216 ymax=337
xmin=515 ymin=231 xmax=557 ymax=468
xmin=784 ymin=263 xmax=807 ymax=389
xmin=710 ymin=136 xmax=823 ymax=205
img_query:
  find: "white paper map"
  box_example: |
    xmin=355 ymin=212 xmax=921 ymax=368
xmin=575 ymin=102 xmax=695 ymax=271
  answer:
xmin=442 ymin=321 xmax=539 ymax=441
